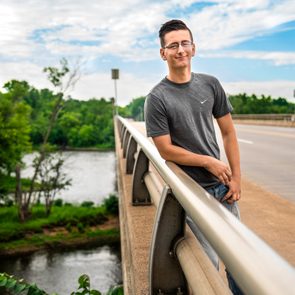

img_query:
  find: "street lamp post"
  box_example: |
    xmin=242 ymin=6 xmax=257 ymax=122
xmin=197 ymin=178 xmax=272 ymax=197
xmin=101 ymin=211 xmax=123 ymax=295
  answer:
xmin=111 ymin=69 xmax=119 ymax=116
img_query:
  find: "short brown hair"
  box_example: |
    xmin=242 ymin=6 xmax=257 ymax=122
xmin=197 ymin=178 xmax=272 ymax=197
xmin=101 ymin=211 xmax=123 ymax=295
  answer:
xmin=159 ymin=19 xmax=193 ymax=48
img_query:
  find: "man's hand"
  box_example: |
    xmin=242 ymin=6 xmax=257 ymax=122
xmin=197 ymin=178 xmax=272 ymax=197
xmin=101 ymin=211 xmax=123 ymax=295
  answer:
xmin=222 ymin=177 xmax=241 ymax=204
xmin=204 ymin=156 xmax=232 ymax=185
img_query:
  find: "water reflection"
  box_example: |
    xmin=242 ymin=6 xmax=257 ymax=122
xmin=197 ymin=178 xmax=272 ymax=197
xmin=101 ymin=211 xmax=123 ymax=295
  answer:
xmin=22 ymin=151 xmax=117 ymax=204
xmin=0 ymin=246 xmax=122 ymax=294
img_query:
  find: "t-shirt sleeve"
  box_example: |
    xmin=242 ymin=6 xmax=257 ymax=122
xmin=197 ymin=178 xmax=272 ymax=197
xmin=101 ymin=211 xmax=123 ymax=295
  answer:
xmin=212 ymin=78 xmax=233 ymax=118
xmin=144 ymin=93 xmax=170 ymax=137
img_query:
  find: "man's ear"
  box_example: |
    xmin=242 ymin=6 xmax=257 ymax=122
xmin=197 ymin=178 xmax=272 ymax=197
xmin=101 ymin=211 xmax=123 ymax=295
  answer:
xmin=192 ymin=43 xmax=196 ymax=57
xmin=160 ymin=48 xmax=166 ymax=60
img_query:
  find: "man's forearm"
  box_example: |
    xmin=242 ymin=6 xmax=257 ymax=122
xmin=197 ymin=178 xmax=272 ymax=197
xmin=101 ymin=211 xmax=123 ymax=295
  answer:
xmin=158 ymin=143 xmax=209 ymax=167
xmin=153 ymin=138 xmax=232 ymax=184
xmin=223 ymin=131 xmax=241 ymax=180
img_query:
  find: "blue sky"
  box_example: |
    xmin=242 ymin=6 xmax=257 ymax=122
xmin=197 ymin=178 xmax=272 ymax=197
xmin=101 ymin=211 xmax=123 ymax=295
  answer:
xmin=0 ymin=0 xmax=294 ymax=105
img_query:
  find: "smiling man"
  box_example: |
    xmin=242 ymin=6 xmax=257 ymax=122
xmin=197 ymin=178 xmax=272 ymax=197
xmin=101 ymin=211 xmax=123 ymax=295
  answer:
xmin=144 ymin=19 xmax=243 ymax=294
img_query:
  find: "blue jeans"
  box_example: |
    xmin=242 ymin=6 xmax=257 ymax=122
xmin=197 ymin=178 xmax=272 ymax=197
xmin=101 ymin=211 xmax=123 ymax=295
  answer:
xmin=186 ymin=183 xmax=244 ymax=295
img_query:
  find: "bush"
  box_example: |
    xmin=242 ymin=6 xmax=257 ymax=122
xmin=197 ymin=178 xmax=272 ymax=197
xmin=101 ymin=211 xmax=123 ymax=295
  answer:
xmin=54 ymin=198 xmax=63 ymax=207
xmin=0 ymin=226 xmax=24 ymax=242
xmin=103 ymin=194 xmax=119 ymax=215
xmin=81 ymin=201 xmax=94 ymax=208
xmin=77 ymin=222 xmax=85 ymax=233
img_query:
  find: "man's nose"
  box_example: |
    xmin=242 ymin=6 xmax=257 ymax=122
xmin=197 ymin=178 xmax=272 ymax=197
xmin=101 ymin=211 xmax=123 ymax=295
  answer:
xmin=177 ymin=44 xmax=185 ymax=53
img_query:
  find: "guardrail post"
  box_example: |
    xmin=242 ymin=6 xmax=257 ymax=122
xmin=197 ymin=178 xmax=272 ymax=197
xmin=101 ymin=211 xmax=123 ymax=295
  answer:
xmin=120 ymin=126 xmax=126 ymax=146
xmin=132 ymin=148 xmax=151 ymax=205
xmin=126 ymin=136 xmax=137 ymax=174
xmin=123 ymin=131 xmax=131 ymax=158
xmin=149 ymin=185 xmax=187 ymax=294
xmin=121 ymin=128 xmax=128 ymax=148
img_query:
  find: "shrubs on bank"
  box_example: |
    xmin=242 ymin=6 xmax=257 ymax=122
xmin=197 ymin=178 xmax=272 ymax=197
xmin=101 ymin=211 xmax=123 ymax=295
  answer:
xmin=103 ymin=194 xmax=119 ymax=215
xmin=0 ymin=194 xmax=119 ymax=243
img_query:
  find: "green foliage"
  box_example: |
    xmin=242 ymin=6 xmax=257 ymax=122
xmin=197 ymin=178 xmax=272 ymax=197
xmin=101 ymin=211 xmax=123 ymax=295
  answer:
xmin=0 ymin=272 xmax=51 ymax=295
xmin=0 ymin=80 xmax=32 ymax=174
xmin=103 ymin=194 xmax=119 ymax=215
xmin=106 ymin=285 xmax=124 ymax=295
xmin=53 ymin=199 xmax=63 ymax=207
xmin=119 ymin=96 xmax=145 ymax=121
xmin=0 ymin=175 xmax=32 ymax=197
xmin=77 ymin=222 xmax=85 ymax=233
xmin=0 ymin=204 xmax=108 ymax=242
xmin=1 ymin=78 xmax=115 ymax=152
xmin=43 ymin=58 xmax=69 ymax=88
xmin=229 ymin=93 xmax=295 ymax=114
xmin=81 ymin=201 xmax=94 ymax=208
xmin=0 ymin=273 xmax=123 ymax=295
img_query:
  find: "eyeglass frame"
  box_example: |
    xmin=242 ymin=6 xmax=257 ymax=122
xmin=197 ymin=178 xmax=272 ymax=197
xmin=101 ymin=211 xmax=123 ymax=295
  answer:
xmin=163 ymin=40 xmax=194 ymax=50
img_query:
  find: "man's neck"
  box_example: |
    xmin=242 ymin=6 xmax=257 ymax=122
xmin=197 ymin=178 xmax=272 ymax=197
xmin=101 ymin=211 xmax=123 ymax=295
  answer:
xmin=167 ymin=68 xmax=191 ymax=84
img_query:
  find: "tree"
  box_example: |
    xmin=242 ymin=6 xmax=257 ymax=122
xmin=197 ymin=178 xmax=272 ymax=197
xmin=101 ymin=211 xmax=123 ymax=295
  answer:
xmin=119 ymin=96 xmax=146 ymax=120
xmin=35 ymin=152 xmax=71 ymax=216
xmin=18 ymin=58 xmax=81 ymax=221
xmin=0 ymin=81 xmax=31 ymax=175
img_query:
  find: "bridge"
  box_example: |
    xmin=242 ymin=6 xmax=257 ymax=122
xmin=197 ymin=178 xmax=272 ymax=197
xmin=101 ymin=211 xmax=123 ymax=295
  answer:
xmin=114 ymin=116 xmax=295 ymax=295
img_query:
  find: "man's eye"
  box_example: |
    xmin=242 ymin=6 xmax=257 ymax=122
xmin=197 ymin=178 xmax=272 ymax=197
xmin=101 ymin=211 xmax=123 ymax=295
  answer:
xmin=169 ymin=44 xmax=178 ymax=49
xmin=182 ymin=41 xmax=191 ymax=46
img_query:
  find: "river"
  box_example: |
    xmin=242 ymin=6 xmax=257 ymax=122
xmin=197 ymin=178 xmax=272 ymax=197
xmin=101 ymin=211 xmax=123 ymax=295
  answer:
xmin=0 ymin=151 xmax=122 ymax=294
xmin=22 ymin=151 xmax=117 ymax=204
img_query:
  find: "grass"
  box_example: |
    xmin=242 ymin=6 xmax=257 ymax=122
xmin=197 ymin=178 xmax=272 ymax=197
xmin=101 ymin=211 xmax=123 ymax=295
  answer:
xmin=0 ymin=195 xmax=120 ymax=255
xmin=0 ymin=204 xmax=110 ymax=242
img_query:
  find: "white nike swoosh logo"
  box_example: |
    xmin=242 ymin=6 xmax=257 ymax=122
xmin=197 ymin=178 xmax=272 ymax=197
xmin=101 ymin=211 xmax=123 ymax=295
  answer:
xmin=200 ymin=99 xmax=208 ymax=104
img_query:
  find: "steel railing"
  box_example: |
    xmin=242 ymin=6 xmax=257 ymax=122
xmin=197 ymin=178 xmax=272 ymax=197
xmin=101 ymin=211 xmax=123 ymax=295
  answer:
xmin=116 ymin=115 xmax=295 ymax=295
xmin=232 ymin=113 xmax=295 ymax=121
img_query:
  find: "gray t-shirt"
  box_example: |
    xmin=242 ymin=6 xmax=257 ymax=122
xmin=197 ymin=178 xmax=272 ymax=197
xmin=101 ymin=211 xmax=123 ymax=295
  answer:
xmin=144 ymin=72 xmax=233 ymax=188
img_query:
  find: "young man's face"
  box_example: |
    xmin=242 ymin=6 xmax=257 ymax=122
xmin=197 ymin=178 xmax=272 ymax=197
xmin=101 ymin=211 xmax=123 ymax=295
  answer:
xmin=160 ymin=29 xmax=195 ymax=70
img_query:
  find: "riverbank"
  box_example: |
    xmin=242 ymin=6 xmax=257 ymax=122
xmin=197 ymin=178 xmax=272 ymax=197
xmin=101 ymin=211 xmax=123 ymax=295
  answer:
xmin=0 ymin=216 xmax=120 ymax=257
xmin=0 ymin=196 xmax=120 ymax=257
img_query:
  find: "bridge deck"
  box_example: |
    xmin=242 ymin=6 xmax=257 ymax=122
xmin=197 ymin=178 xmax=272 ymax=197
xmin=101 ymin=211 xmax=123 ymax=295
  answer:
xmin=115 ymin=120 xmax=295 ymax=294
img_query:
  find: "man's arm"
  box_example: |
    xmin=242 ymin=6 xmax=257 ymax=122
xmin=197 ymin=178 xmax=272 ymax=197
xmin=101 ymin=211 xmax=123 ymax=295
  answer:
xmin=216 ymin=113 xmax=241 ymax=203
xmin=152 ymin=134 xmax=232 ymax=185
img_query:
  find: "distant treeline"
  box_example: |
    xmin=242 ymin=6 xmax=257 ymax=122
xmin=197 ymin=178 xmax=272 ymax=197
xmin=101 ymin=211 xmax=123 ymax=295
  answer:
xmin=0 ymin=80 xmax=115 ymax=152
xmin=120 ymin=93 xmax=295 ymax=120
xmin=228 ymin=93 xmax=294 ymax=114
xmin=1 ymin=80 xmax=294 ymax=154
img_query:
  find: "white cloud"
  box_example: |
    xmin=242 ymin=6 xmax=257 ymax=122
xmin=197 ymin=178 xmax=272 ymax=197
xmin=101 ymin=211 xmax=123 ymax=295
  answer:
xmin=1 ymin=0 xmax=294 ymax=62
xmin=0 ymin=61 xmax=52 ymax=89
xmin=201 ymin=50 xmax=295 ymax=65
xmin=73 ymin=71 xmax=156 ymax=105
xmin=0 ymin=60 xmax=155 ymax=105
xmin=188 ymin=0 xmax=295 ymax=51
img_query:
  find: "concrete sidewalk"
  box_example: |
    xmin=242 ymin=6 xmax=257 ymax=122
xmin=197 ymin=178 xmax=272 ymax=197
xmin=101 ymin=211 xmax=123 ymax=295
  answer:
xmin=239 ymin=177 xmax=295 ymax=266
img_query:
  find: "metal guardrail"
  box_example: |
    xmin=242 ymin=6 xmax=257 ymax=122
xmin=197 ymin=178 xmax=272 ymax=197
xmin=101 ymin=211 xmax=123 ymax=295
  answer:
xmin=232 ymin=114 xmax=295 ymax=121
xmin=116 ymin=116 xmax=295 ymax=295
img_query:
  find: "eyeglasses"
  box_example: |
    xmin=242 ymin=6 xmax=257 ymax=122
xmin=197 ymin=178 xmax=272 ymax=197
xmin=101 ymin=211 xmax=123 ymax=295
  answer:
xmin=163 ymin=40 xmax=193 ymax=50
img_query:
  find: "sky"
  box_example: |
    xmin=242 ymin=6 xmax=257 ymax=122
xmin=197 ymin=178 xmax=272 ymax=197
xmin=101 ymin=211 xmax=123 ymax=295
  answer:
xmin=0 ymin=0 xmax=295 ymax=106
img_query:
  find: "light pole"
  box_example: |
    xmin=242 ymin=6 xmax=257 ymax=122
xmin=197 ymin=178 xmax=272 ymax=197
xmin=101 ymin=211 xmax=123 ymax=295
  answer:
xmin=111 ymin=69 xmax=119 ymax=116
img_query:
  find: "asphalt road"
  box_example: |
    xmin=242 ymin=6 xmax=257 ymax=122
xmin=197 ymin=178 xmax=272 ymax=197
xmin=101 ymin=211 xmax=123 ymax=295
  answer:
xmin=217 ymin=124 xmax=295 ymax=203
